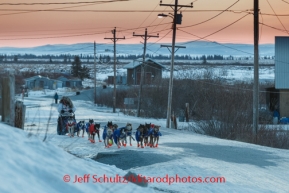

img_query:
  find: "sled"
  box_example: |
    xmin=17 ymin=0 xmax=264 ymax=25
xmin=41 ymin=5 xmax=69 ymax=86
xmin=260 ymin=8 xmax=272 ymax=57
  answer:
xmin=57 ymin=112 xmax=76 ymax=135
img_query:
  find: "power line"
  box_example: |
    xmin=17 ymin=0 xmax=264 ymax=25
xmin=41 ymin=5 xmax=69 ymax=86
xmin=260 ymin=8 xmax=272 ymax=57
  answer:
xmin=148 ymin=29 xmax=173 ymax=47
xmin=0 ymin=0 xmax=129 ymax=17
xmin=179 ymin=13 xmax=251 ymax=42
xmin=3 ymin=8 xmax=286 ymax=16
xmin=107 ymin=28 xmax=171 ymax=44
xmin=122 ymin=0 xmax=173 ymax=35
xmin=0 ymin=0 xmax=129 ymax=6
xmin=179 ymin=0 xmax=241 ymax=28
xmin=0 ymin=3 xmax=100 ymax=16
xmin=147 ymin=1 xmax=175 ymax=36
xmin=0 ymin=9 xmax=253 ymax=13
xmin=0 ymin=31 xmax=105 ymax=40
xmin=260 ymin=13 xmax=289 ymax=16
xmin=260 ymin=22 xmax=289 ymax=33
xmin=148 ymin=0 xmax=174 ymax=33
xmin=136 ymin=2 xmax=159 ymax=29
xmin=179 ymin=29 xmax=252 ymax=56
xmin=105 ymin=24 xmax=172 ymax=36
xmin=176 ymin=36 xmax=286 ymax=67
xmin=179 ymin=27 xmax=289 ymax=66
xmin=266 ymin=0 xmax=289 ymax=34
xmin=0 ymin=27 xmax=118 ymax=35
xmin=0 ymin=29 xmax=109 ymax=37
xmin=142 ymin=28 xmax=253 ymax=57
xmin=0 ymin=23 xmax=172 ymax=40
xmin=145 ymin=1 xmax=254 ymax=53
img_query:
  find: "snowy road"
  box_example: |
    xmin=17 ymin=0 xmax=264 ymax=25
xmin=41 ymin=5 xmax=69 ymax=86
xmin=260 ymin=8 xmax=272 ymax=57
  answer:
xmin=21 ymin=92 xmax=289 ymax=193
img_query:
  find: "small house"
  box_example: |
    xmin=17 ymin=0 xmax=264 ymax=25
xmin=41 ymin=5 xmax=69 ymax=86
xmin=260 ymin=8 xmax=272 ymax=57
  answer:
xmin=24 ymin=75 xmax=82 ymax=90
xmin=24 ymin=75 xmax=57 ymax=90
xmin=123 ymin=58 xmax=165 ymax=85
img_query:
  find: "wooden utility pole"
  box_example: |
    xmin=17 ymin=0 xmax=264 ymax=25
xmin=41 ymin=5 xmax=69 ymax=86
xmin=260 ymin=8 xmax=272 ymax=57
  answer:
xmin=1 ymin=73 xmax=15 ymax=126
xmin=253 ymin=0 xmax=259 ymax=141
xmin=94 ymin=41 xmax=97 ymax=104
xmin=185 ymin=103 xmax=189 ymax=122
xmin=160 ymin=45 xmax=186 ymax=127
xmin=104 ymin=27 xmax=125 ymax=113
xmin=133 ymin=28 xmax=159 ymax=117
xmin=160 ymin=0 xmax=193 ymax=128
xmin=15 ymin=101 xmax=26 ymax=129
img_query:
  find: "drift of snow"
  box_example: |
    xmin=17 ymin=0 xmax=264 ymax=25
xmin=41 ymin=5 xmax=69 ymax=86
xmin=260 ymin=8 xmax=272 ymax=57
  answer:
xmin=0 ymin=122 xmax=155 ymax=193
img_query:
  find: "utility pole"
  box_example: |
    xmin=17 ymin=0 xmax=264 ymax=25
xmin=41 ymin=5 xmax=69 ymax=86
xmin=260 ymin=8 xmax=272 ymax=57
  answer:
xmin=253 ymin=0 xmax=259 ymax=141
xmin=94 ymin=41 xmax=97 ymax=104
xmin=133 ymin=28 xmax=159 ymax=117
xmin=104 ymin=27 xmax=125 ymax=113
xmin=160 ymin=0 xmax=193 ymax=128
xmin=161 ymin=44 xmax=186 ymax=127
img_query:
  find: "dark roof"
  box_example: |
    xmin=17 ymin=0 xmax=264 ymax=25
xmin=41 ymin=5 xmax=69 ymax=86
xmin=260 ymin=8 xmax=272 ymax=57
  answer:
xmin=58 ymin=76 xmax=81 ymax=81
xmin=123 ymin=58 xmax=165 ymax=69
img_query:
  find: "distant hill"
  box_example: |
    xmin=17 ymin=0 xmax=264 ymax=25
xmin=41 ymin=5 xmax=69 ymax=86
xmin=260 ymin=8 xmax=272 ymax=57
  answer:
xmin=0 ymin=41 xmax=274 ymax=57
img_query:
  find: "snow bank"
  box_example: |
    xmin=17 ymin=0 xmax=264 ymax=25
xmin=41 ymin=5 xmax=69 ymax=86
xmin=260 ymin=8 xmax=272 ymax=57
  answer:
xmin=0 ymin=122 xmax=154 ymax=193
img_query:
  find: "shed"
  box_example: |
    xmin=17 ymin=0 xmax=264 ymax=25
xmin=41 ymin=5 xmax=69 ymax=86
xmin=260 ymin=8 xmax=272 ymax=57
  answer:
xmin=123 ymin=58 xmax=165 ymax=85
xmin=57 ymin=76 xmax=82 ymax=88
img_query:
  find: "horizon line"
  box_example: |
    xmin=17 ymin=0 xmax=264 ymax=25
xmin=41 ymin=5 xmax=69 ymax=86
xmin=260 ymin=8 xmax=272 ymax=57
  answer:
xmin=0 ymin=40 xmax=275 ymax=49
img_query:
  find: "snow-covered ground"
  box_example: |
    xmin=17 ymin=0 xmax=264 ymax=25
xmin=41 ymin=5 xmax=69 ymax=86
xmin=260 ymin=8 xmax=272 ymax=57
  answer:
xmin=0 ymin=60 xmax=275 ymax=84
xmin=172 ymin=65 xmax=274 ymax=83
xmin=1 ymin=89 xmax=288 ymax=193
xmin=0 ymin=123 xmax=150 ymax=193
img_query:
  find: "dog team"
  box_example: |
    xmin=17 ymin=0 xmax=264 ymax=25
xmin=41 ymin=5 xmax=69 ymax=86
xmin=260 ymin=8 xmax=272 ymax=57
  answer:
xmin=57 ymin=96 xmax=162 ymax=148
xmin=67 ymin=120 xmax=162 ymax=148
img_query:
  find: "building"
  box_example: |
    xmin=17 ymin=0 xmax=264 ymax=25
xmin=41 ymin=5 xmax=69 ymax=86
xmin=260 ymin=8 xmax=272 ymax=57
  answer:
xmin=24 ymin=75 xmax=82 ymax=90
xmin=57 ymin=76 xmax=82 ymax=88
xmin=123 ymin=58 xmax=165 ymax=85
xmin=272 ymin=36 xmax=289 ymax=117
xmin=107 ymin=75 xmax=127 ymax=85
xmin=24 ymin=75 xmax=56 ymax=90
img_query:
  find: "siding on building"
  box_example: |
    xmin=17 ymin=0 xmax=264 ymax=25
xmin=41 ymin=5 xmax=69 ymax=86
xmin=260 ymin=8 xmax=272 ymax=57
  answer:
xmin=25 ymin=75 xmax=52 ymax=89
xmin=107 ymin=75 xmax=127 ymax=85
xmin=275 ymin=36 xmax=289 ymax=89
xmin=279 ymin=90 xmax=289 ymax=117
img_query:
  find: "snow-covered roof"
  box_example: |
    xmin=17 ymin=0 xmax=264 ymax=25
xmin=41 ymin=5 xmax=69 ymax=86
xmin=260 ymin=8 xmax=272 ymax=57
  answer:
xmin=24 ymin=75 xmax=50 ymax=81
xmin=24 ymin=75 xmax=65 ymax=83
xmin=123 ymin=58 xmax=165 ymax=69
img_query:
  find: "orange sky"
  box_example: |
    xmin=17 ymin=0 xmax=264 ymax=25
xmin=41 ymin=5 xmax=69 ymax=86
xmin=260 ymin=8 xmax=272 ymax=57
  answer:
xmin=0 ymin=0 xmax=288 ymax=47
